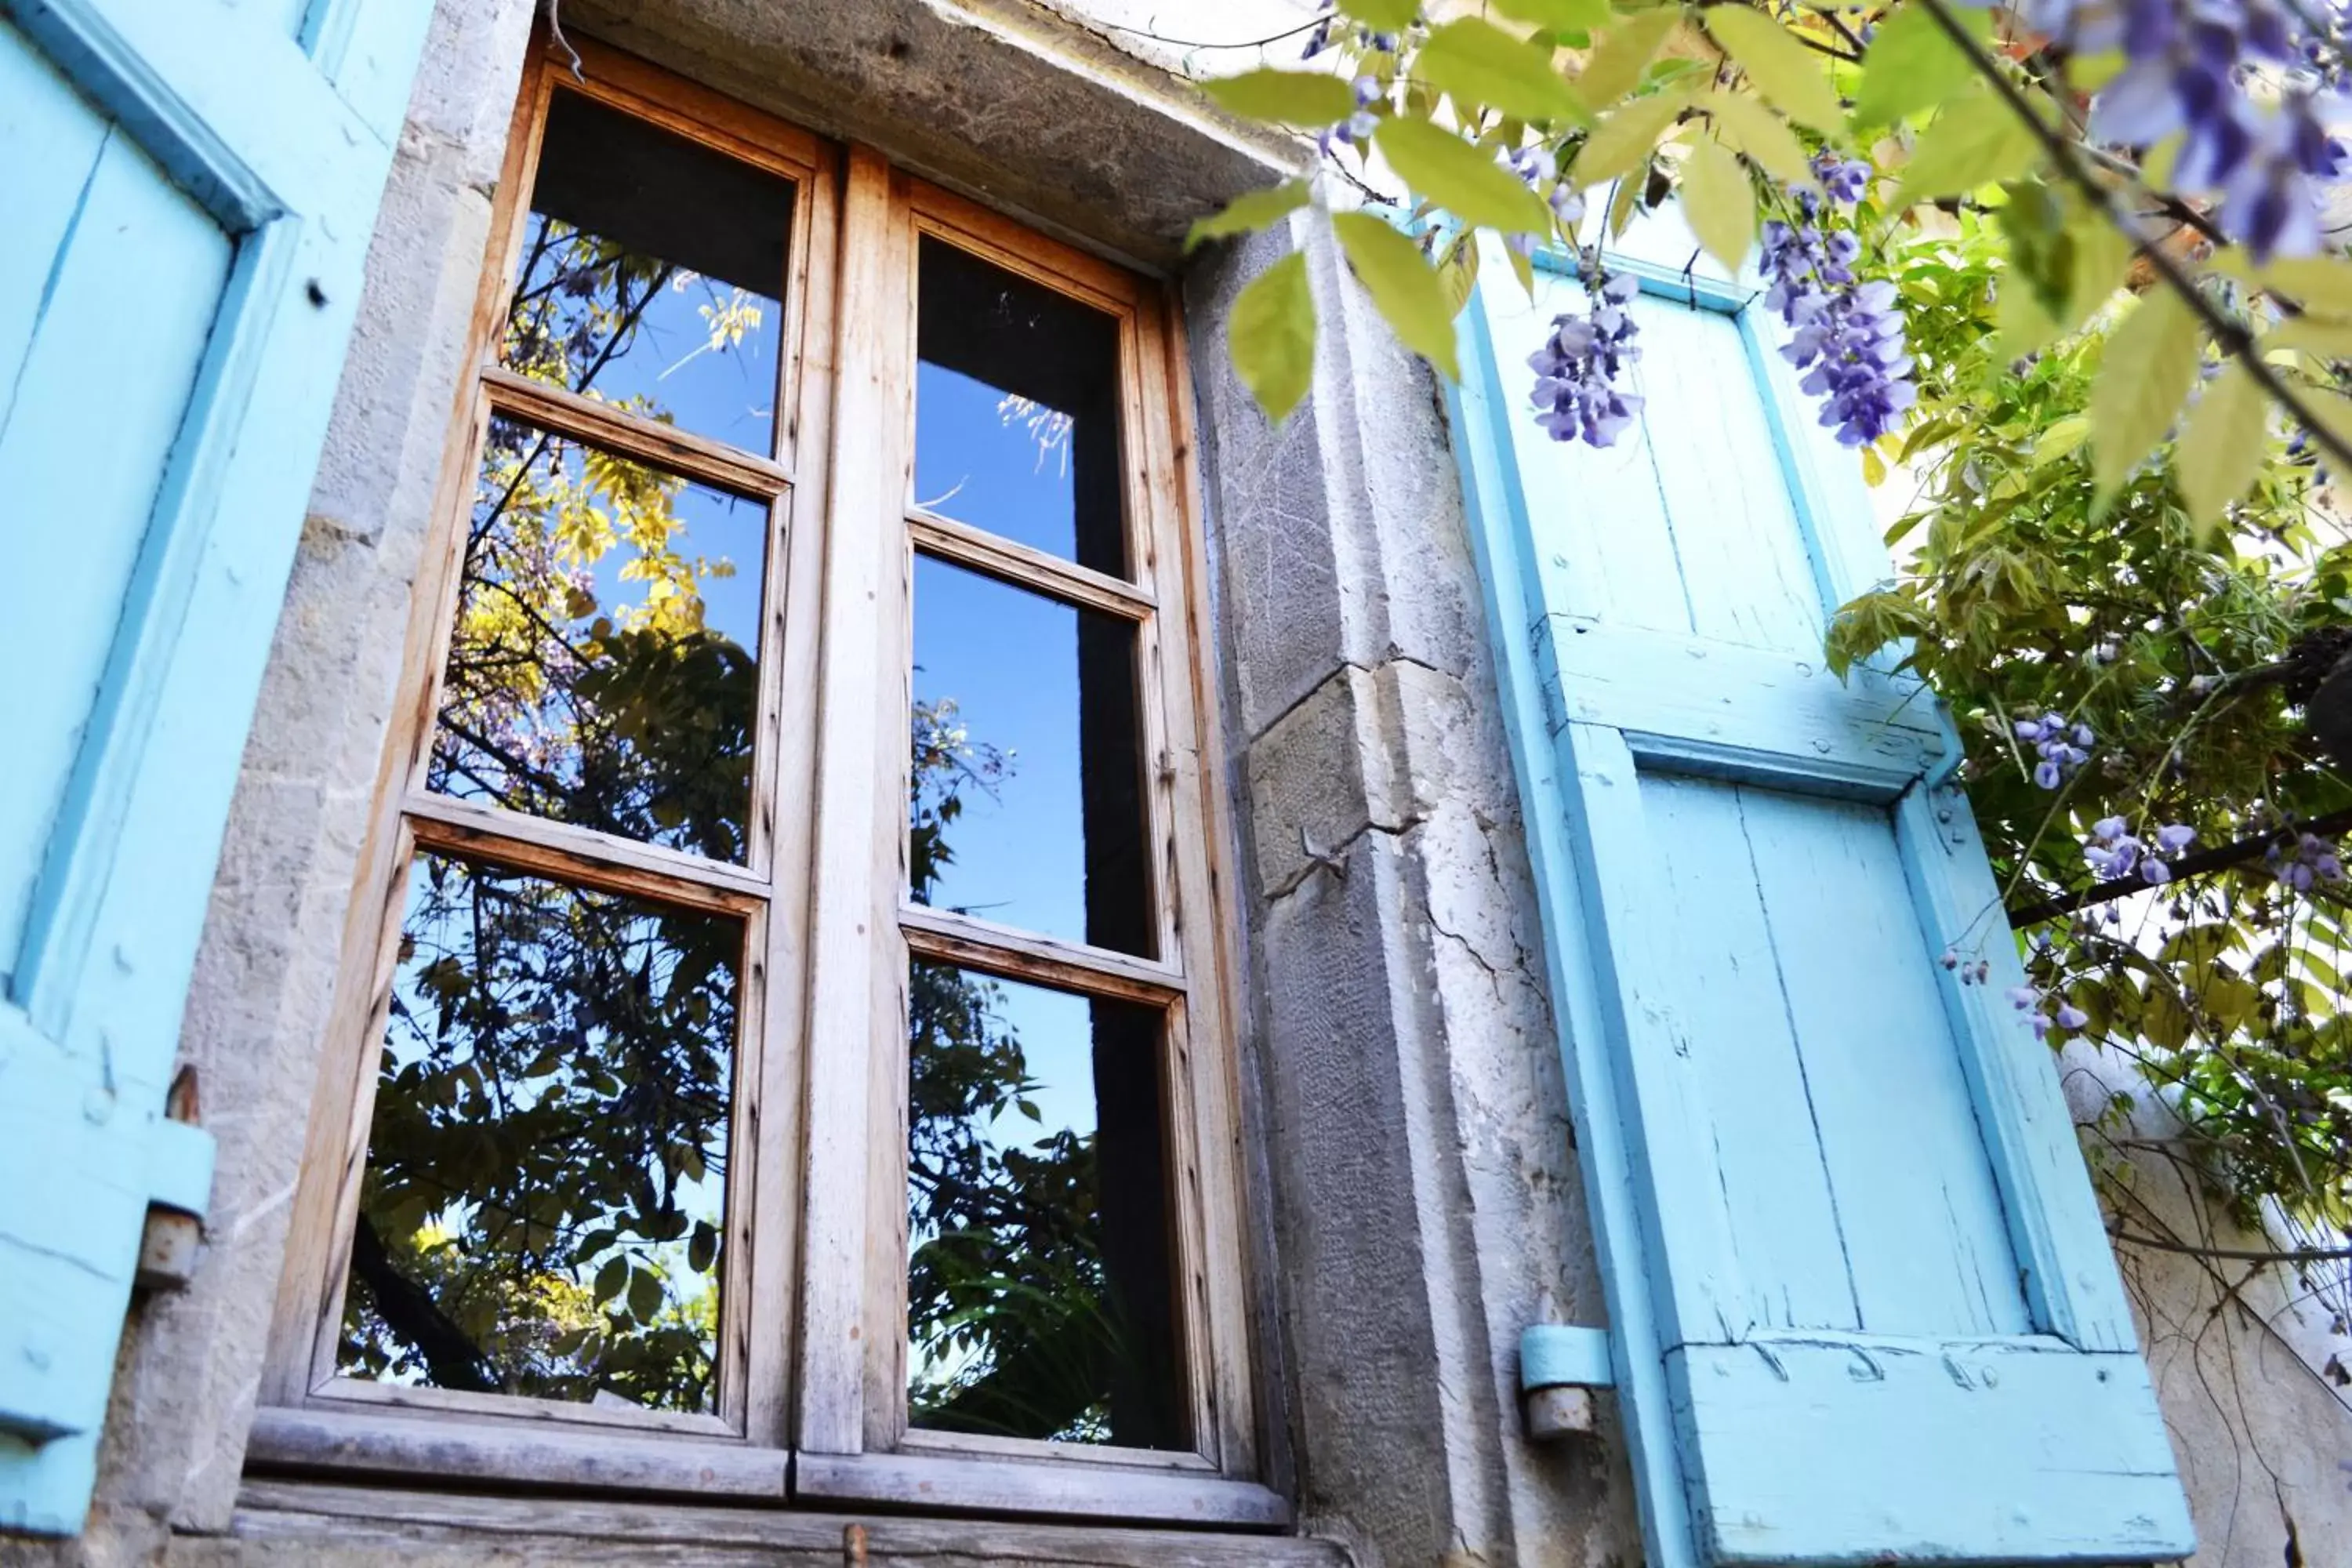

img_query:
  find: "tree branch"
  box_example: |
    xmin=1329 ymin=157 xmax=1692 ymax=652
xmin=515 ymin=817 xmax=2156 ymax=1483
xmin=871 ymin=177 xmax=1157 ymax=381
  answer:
xmin=2109 ymin=1223 xmax=2352 ymax=1265
xmin=1915 ymin=0 xmax=2352 ymax=477
xmin=2008 ymin=805 xmax=2352 ymax=926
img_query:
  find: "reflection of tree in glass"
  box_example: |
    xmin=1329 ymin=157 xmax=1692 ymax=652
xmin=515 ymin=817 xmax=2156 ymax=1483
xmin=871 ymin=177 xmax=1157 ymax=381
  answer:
xmin=430 ymin=217 xmax=764 ymax=862
xmin=341 ymin=855 xmax=735 ymax=1412
xmin=905 ymin=708 xmax=1171 ymax=1446
xmin=345 ymin=227 xmax=767 ymax=1410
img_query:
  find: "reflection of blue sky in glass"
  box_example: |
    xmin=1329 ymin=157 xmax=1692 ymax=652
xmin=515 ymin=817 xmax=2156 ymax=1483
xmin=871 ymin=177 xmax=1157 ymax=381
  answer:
xmin=514 ymin=211 xmax=781 ymax=453
xmin=914 ymin=363 xmax=1077 ymax=557
xmin=515 ymin=212 xmax=781 ymax=453
xmin=911 ymin=556 xmax=1085 ymax=944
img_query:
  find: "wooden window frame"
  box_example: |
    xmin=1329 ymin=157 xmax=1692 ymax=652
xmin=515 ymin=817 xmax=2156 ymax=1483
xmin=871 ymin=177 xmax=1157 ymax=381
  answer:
xmin=256 ymin=32 xmax=1272 ymax=1529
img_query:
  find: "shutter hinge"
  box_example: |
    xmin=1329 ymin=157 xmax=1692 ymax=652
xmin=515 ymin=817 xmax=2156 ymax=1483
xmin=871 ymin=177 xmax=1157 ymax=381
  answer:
xmin=1519 ymin=1322 xmax=1613 ymax=1442
xmin=136 ymin=1068 xmax=215 ymax=1293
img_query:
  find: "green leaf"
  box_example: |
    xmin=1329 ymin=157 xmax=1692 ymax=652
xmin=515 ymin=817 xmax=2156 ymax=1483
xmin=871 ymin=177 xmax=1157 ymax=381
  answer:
xmin=1701 ymin=5 xmax=1845 ymax=136
xmin=594 ymin=1254 xmax=629 ymax=1305
xmin=1375 ymin=117 xmax=1554 ymax=231
xmin=1891 ymin=89 xmax=2039 ymax=207
xmin=1229 ymin=252 xmax=1317 ymax=423
xmin=2090 ymin=289 xmax=2202 ymax=494
xmin=1570 ymin=88 xmax=1691 ymax=188
xmin=688 ymin=1220 xmax=720 ymax=1276
xmin=1576 ymin=9 xmax=1680 ymax=111
xmin=1606 ymin=163 xmax=1644 ymax=235
xmin=2064 ymin=212 xmax=2132 ymax=328
xmin=1492 ymin=0 xmax=1613 ymax=28
xmin=2030 ymin=413 xmax=2091 ymax=467
xmin=1333 ymin=212 xmax=1464 ymax=379
xmin=1340 ymin=0 xmax=1419 ymax=29
xmin=1705 ymin=87 xmax=1812 ymax=185
xmin=2267 ymin=314 xmax=2352 ymax=358
xmin=1419 ymin=17 xmax=1589 ymax=125
xmin=1201 ymin=68 xmax=1357 ymax=126
xmin=1185 ymin=180 xmax=1311 ymax=254
xmin=1853 ymin=2 xmax=1984 ymax=127
xmin=1997 ymin=265 xmax=2061 ymax=360
xmin=626 ymin=1265 xmax=663 ymax=1324
xmin=2176 ymin=361 xmax=2267 ymax=532
xmin=1681 ymin=136 xmax=1755 ymax=274
xmin=1437 ymin=231 xmax=1483 ymax=319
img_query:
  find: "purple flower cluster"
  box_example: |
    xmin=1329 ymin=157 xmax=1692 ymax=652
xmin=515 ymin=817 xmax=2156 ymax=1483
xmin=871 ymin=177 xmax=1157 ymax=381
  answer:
xmin=1316 ymin=74 xmax=1384 ymax=154
xmin=1529 ymin=272 xmax=1646 ymax=447
xmin=1942 ymin=948 xmax=1994 ymax=985
xmin=1762 ymin=154 xmax=1917 ymax=447
xmin=2016 ymin=713 xmax=2095 ymax=789
xmin=2007 ymin=984 xmax=2091 ymax=1036
xmin=2267 ymin=830 xmax=2347 ymax=889
xmin=2088 ymin=816 xmax=2197 ymax=883
xmin=2008 ymin=0 xmax=2352 ymax=258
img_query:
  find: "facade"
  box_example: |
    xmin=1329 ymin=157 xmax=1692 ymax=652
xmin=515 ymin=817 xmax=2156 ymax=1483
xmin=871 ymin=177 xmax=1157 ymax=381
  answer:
xmin=0 ymin=2 xmax=2347 ymax=1565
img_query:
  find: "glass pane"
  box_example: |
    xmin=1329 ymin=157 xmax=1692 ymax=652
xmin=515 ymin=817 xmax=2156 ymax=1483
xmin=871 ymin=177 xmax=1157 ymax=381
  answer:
xmin=906 ymin=962 xmax=1184 ymax=1449
xmin=430 ymin=415 xmax=767 ymax=863
xmin=338 ymin=852 xmax=739 ymax=1415
xmin=913 ymin=238 xmax=1127 ymax=577
xmin=909 ymin=554 xmax=1152 ymax=957
xmin=503 ymin=89 xmax=792 ymax=454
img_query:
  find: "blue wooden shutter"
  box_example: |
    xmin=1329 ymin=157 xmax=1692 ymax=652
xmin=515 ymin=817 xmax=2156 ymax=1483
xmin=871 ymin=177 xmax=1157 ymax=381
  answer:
xmin=0 ymin=0 xmax=426 ymax=1534
xmin=1446 ymin=238 xmax=2195 ymax=1567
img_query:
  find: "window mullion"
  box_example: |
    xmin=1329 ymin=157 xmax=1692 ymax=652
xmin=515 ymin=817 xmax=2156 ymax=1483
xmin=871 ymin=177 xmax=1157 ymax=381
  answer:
xmin=793 ymin=141 xmax=914 ymax=1461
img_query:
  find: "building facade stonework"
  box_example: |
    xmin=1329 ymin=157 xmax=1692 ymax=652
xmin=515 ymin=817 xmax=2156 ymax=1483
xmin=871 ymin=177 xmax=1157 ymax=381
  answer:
xmin=2 ymin=2 xmax=2347 ymax=1565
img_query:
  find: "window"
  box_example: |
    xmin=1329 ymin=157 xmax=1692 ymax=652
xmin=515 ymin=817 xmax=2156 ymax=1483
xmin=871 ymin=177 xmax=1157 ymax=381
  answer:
xmin=260 ymin=36 xmax=1266 ymax=1525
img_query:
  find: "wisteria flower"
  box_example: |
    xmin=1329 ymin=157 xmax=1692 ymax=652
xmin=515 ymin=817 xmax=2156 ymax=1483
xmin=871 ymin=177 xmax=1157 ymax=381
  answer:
xmin=2268 ymin=829 xmax=2348 ymax=891
xmin=2012 ymin=0 xmax=2352 ymax=258
xmin=2016 ymin=713 xmax=2093 ymax=788
xmin=1529 ymin=271 xmax=1645 ymax=448
xmin=1763 ymin=154 xmax=1917 ymax=446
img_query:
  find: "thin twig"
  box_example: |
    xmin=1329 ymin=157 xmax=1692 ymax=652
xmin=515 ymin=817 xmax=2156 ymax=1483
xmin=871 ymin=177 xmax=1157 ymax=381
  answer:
xmin=1915 ymin=0 xmax=2352 ymax=476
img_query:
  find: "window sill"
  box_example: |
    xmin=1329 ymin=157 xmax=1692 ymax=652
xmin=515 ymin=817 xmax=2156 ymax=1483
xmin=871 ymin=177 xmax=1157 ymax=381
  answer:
xmin=230 ymin=1479 xmax=1345 ymax=1565
xmin=794 ymin=1448 xmax=1290 ymax=1528
xmin=245 ymin=1404 xmax=787 ymax=1498
xmin=245 ymin=1405 xmax=1293 ymax=1531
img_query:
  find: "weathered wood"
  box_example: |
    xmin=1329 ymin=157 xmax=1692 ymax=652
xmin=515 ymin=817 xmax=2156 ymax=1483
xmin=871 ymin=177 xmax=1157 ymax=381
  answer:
xmin=899 ymin=903 xmax=1186 ymax=1004
xmin=401 ymin=789 xmax=771 ymax=904
xmin=403 ymin=809 xmax=765 ymax=916
xmin=481 ymin=366 xmax=793 ymax=498
xmin=301 ymin=1375 xmax=736 ymax=1441
xmin=908 ymin=506 xmax=1156 ymax=621
xmin=243 ymin=1406 xmax=785 ymax=1498
xmin=230 ymin=1479 xmax=1345 ymax=1566
xmin=794 ymin=140 xmax=902 ymax=1457
xmin=794 ymin=1450 xmax=1292 ymax=1529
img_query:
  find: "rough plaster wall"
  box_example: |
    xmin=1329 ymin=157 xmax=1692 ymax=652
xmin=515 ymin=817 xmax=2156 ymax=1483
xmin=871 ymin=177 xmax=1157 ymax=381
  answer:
xmin=2060 ymin=1049 xmax=2352 ymax=1566
xmin=1187 ymin=213 xmax=1641 ymax=1568
xmin=0 ymin=0 xmax=539 ymax=1560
